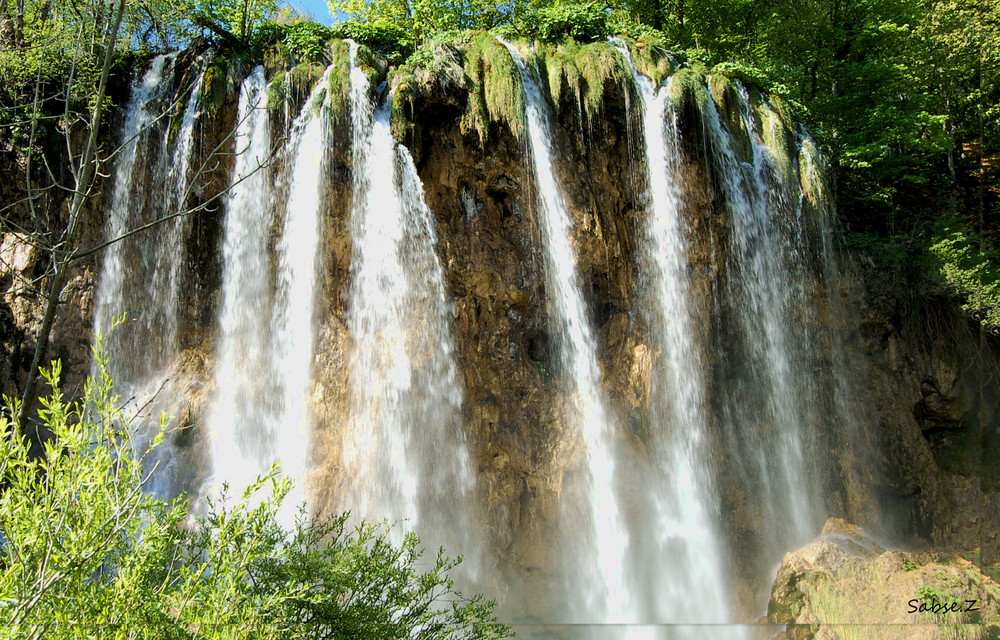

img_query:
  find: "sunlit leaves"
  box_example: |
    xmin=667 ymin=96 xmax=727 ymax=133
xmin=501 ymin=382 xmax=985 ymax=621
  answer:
xmin=0 ymin=339 xmax=510 ymax=639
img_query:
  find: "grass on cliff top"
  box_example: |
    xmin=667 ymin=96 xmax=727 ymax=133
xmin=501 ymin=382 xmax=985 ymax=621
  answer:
xmin=391 ymin=33 xmax=677 ymax=145
xmin=461 ymin=34 xmax=525 ymax=143
xmin=535 ymin=39 xmax=633 ymax=124
xmin=390 ymin=32 xmax=525 ymax=144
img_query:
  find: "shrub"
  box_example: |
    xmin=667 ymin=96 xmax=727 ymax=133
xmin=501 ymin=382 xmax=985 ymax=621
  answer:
xmin=253 ymin=20 xmax=290 ymax=48
xmin=929 ymin=228 xmax=1000 ymax=333
xmin=517 ymin=2 xmax=609 ymax=43
xmin=330 ymin=18 xmax=414 ymax=53
xmin=0 ymin=334 xmax=511 ymax=639
xmin=286 ymin=21 xmax=335 ymax=61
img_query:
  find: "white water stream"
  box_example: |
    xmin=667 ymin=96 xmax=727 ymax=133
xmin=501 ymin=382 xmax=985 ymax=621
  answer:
xmin=93 ymin=54 xmax=204 ymax=499
xmin=498 ymin=38 xmax=634 ymax=626
xmin=341 ymin=41 xmax=480 ymax=578
xmin=612 ymin=41 xmax=742 ymax=637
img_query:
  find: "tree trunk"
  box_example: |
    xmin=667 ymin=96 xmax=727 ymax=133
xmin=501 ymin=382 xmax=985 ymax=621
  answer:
xmin=16 ymin=0 xmax=127 ymax=433
xmin=0 ymin=0 xmax=13 ymax=47
xmin=13 ymin=0 xmax=23 ymax=48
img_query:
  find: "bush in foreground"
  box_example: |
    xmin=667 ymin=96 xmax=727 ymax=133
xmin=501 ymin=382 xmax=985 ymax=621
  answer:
xmin=0 ymin=347 xmax=511 ymax=640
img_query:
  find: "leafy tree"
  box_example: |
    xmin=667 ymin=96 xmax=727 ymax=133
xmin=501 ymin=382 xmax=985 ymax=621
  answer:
xmin=517 ymin=2 xmax=609 ymax=42
xmin=327 ymin=0 xmax=523 ymax=42
xmin=188 ymin=0 xmax=282 ymax=44
xmin=0 ymin=339 xmax=512 ymax=639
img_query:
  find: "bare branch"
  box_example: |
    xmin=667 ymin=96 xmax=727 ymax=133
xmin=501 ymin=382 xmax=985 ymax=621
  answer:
xmin=16 ymin=0 xmax=127 ymax=432
xmin=73 ymin=96 xmax=283 ymax=263
xmin=71 ymin=144 xmax=278 ymax=262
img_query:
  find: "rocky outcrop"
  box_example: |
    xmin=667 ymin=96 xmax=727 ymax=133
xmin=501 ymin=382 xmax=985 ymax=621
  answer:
xmin=768 ymin=518 xmax=999 ymax=639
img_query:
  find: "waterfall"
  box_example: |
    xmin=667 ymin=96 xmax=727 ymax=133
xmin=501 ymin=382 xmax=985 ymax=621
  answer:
xmin=341 ymin=41 xmax=480 ymax=578
xmin=93 ymin=54 xmax=204 ymax=499
xmin=498 ymin=38 xmax=634 ymax=626
xmin=204 ymin=64 xmax=329 ymax=521
xmin=612 ymin=41 xmax=742 ymax=636
xmin=95 ymin=54 xmax=168 ymax=359
xmin=700 ymin=80 xmax=819 ymax=553
xmin=265 ymin=66 xmax=331 ymax=520
xmin=203 ymin=66 xmax=284 ymax=509
xmin=84 ymin=41 xmax=868 ymax=635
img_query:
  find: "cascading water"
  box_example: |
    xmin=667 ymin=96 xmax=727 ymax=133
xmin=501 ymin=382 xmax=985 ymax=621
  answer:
xmin=203 ymin=66 xmax=288 ymax=510
xmin=84 ymin=41 xmax=872 ymax=637
xmin=93 ymin=54 xmax=204 ymax=498
xmin=612 ymin=41 xmax=742 ymax=637
xmin=94 ymin=54 xmax=171 ymax=360
xmin=263 ymin=64 xmax=332 ymax=520
xmin=342 ymin=41 xmax=480 ymax=578
xmin=204 ymin=63 xmax=329 ymax=522
xmin=701 ymin=80 xmax=819 ymax=551
xmin=498 ymin=38 xmax=634 ymax=626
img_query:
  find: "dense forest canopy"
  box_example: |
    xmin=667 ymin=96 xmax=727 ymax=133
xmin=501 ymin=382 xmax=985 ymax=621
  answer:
xmin=1 ymin=0 xmax=997 ymax=332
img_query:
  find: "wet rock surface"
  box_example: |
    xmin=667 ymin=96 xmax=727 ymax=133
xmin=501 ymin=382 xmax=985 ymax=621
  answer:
xmin=767 ymin=518 xmax=1000 ymax=640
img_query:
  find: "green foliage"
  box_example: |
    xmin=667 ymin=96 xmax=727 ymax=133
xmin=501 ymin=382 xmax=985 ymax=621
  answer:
xmin=846 ymin=232 xmax=915 ymax=270
xmin=330 ymin=18 xmax=414 ymax=52
xmin=517 ymin=2 xmax=609 ymax=43
xmin=711 ymin=61 xmax=769 ymax=93
xmin=187 ymin=0 xmax=281 ymax=40
xmin=903 ymin=559 xmax=919 ymax=571
xmin=0 ymin=0 xmax=191 ymax=155
xmin=680 ymin=48 xmax=711 ymax=67
xmin=285 ymin=21 xmax=335 ymax=61
xmin=253 ymin=20 xmax=290 ymax=47
xmin=915 ymin=584 xmax=963 ymax=610
xmin=607 ymin=13 xmax=668 ymax=43
xmin=929 ymin=228 xmax=1000 ymax=333
xmin=328 ymin=0 xmax=511 ymax=43
xmin=0 ymin=337 xmax=512 ymax=639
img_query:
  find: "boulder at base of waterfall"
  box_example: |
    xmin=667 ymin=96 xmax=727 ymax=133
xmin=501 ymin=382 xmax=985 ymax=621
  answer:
xmin=767 ymin=517 xmax=1000 ymax=640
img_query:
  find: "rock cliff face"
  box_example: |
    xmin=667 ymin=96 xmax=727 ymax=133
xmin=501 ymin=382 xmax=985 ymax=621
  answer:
xmin=1 ymin=36 xmax=997 ymax=625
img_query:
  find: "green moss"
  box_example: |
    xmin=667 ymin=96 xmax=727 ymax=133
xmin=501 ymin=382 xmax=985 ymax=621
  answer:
xmin=769 ymin=93 xmax=795 ymax=132
xmin=266 ymin=73 xmax=287 ymax=115
xmin=752 ymin=91 xmax=796 ymax=184
xmin=538 ymin=41 xmax=582 ymax=117
xmin=667 ymin=67 xmax=705 ymax=119
xmin=325 ymin=40 xmax=353 ymax=126
xmin=201 ymin=51 xmax=242 ymax=118
xmin=289 ymin=61 xmax=327 ymax=105
xmin=389 ymin=76 xmax=420 ymax=147
xmin=264 ymin=42 xmax=290 ymax=79
xmin=534 ymin=39 xmax=632 ymax=124
xmin=708 ymin=74 xmax=752 ymax=165
xmin=797 ymin=136 xmax=832 ymax=219
xmin=460 ymin=34 xmax=525 ymax=143
xmin=627 ymin=37 xmax=674 ymax=88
